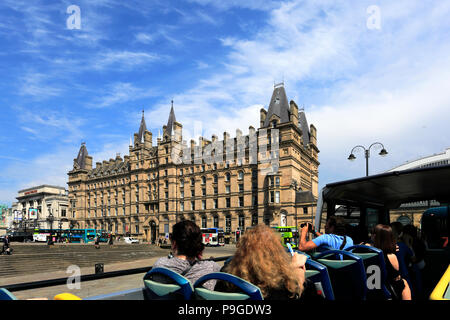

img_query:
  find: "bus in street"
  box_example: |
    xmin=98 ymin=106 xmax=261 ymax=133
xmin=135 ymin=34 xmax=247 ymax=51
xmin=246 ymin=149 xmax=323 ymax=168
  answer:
xmin=201 ymin=228 xmax=225 ymax=246
xmin=271 ymin=226 xmax=299 ymax=249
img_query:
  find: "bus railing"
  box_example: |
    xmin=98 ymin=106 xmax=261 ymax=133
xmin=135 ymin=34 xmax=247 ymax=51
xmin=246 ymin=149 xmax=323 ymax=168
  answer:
xmin=429 ymin=265 xmax=450 ymax=300
xmin=3 ymin=256 xmax=232 ymax=293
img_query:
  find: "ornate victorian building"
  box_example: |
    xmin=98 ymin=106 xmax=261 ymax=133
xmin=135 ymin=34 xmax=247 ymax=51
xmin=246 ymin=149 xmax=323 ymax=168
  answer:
xmin=68 ymin=84 xmax=319 ymax=242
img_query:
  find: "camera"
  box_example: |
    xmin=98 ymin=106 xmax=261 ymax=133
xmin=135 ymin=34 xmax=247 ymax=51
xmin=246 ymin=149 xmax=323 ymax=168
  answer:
xmin=300 ymin=222 xmax=313 ymax=232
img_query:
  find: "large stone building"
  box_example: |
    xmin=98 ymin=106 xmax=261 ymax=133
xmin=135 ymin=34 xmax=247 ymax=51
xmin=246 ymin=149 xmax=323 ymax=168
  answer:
xmin=68 ymin=84 xmax=319 ymax=242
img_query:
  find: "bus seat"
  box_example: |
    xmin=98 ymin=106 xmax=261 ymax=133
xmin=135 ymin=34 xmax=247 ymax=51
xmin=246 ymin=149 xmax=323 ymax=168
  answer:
xmin=85 ymin=288 xmax=146 ymax=300
xmin=305 ymin=259 xmax=335 ymax=300
xmin=143 ymin=267 xmax=194 ymax=300
xmin=193 ymin=272 xmax=263 ymax=300
xmin=315 ymin=250 xmax=367 ymax=300
xmin=345 ymin=245 xmax=391 ymax=300
xmin=310 ymin=246 xmax=333 ymax=258
xmin=295 ymin=250 xmax=311 ymax=259
xmin=54 ymin=293 xmax=82 ymax=300
xmin=0 ymin=288 xmax=18 ymax=300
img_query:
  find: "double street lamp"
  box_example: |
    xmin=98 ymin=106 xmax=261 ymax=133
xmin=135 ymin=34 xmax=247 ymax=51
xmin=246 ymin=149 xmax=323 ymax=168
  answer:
xmin=348 ymin=142 xmax=388 ymax=176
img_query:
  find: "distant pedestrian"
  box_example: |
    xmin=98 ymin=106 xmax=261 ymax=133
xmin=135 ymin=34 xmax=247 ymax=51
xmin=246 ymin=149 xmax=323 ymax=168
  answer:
xmin=1 ymin=235 xmax=12 ymax=255
xmin=109 ymin=235 xmax=114 ymax=246
xmin=95 ymin=235 xmax=100 ymax=249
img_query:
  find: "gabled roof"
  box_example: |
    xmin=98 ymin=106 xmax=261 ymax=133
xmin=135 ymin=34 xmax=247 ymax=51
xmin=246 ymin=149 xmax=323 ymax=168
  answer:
xmin=264 ymin=83 xmax=291 ymax=127
xmin=75 ymin=143 xmax=88 ymax=169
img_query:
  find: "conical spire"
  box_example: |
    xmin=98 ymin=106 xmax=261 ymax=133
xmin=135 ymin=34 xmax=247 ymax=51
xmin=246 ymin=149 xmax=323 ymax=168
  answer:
xmin=138 ymin=109 xmax=147 ymax=143
xmin=165 ymin=101 xmax=177 ymax=137
xmin=75 ymin=142 xmax=88 ymax=169
xmin=264 ymin=82 xmax=291 ymax=127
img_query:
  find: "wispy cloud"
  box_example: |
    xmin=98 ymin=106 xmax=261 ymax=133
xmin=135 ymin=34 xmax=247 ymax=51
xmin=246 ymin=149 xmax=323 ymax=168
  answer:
xmin=92 ymin=82 xmax=158 ymax=108
xmin=93 ymin=51 xmax=161 ymax=70
xmin=19 ymin=72 xmax=63 ymax=99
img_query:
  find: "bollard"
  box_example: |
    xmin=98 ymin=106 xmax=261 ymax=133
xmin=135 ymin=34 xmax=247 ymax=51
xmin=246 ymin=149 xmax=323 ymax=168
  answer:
xmin=95 ymin=263 xmax=104 ymax=274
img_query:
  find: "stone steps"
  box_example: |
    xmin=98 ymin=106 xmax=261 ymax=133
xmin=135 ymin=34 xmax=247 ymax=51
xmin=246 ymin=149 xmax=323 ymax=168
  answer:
xmin=0 ymin=244 xmax=168 ymax=279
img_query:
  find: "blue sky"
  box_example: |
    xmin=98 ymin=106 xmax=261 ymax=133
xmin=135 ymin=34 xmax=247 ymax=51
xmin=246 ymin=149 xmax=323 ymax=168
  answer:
xmin=1 ymin=0 xmax=450 ymax=205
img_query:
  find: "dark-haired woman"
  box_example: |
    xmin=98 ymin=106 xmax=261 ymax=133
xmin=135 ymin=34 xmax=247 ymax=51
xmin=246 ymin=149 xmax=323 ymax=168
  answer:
xmin=372 ymin=224 xmax=411 ymax=300
xmin=152 ymin=220 xmax=220 ymax=290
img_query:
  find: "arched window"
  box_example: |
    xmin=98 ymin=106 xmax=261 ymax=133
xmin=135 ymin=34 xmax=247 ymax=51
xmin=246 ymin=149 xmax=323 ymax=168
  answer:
xmin=238 ymin=171 xmax=244 ymax=180
xmin=202 ymin=176 xmax=206 ymax=185
xmin=213 ymin=174 xmax=218 ymax=183
xmin=191 ymin=178 xmax=195 ymax=186
xmin=225 ymin=172 xmax=231 ymax=182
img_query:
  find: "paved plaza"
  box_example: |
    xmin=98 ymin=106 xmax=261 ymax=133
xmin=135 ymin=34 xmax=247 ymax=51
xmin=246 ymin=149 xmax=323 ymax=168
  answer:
xmin=0 ymin=242 xmax=236 ymax=300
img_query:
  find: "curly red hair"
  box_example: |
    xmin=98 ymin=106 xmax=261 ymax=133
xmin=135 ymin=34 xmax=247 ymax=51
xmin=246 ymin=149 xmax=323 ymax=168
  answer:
xmin=223 ymin=225 xmax=304 ymax=298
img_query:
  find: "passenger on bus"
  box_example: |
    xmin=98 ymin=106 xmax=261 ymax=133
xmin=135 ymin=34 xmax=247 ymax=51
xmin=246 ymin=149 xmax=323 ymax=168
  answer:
xmin=403 ymin=224 xmax=426 ymax=299
xmin=215 ymin=225 xmax=322 ymax=300
xmin=152 ymin=220 xmax=220 ymax=290
xmin=372 ymin=224 xmax=412 ymax=300
xmin=298 ymin=216 xmax=354 ymax=252
xmin=390 ymin=222 xmax=413 ymax=292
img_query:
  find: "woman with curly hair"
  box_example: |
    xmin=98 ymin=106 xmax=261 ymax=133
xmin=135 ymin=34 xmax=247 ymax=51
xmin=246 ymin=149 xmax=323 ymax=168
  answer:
xmin=216 ymin=224 xmax=317 ymax=300
xmin=152 ymin=220 xmax=220 ymax=290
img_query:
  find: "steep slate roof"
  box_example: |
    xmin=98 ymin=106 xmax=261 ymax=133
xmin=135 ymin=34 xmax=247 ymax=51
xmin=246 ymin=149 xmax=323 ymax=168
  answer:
xmin=264 ymin=83 xmax=291 ymax=127
xmin=75 ymin=143 xmax=88 ymax=169
xmin=165 ymin=104 xmax=176 ymax=137
xmin=295 ymin=190 xmax=316 ymax=204
xmin=298 ymin=109 xmax=310 ymax=147
xmin=138 ymin=110 xmax=147 ymax=143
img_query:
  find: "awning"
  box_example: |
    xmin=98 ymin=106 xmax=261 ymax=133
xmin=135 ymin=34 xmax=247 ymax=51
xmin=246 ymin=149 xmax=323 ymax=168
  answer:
xmin=321 ymin=164 xmax=450 ymax=209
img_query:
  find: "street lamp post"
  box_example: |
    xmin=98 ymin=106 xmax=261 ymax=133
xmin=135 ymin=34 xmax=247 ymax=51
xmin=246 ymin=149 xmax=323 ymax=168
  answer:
xmin=59 ymin=221 xmax=63 ymax=243
xmin=348 ymin=142 xmax=388 ymax=176
xmin=48 ymin=213 xmax=54 ymax=245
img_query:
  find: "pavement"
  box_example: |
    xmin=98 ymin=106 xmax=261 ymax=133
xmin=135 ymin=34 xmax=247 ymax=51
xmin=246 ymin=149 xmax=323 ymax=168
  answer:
xmin=0 ymin=243 xmax=236 ymax=300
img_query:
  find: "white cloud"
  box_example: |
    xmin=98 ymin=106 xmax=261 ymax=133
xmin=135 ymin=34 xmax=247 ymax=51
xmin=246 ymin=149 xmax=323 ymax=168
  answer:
xmin=135 ymin=32 xmax=154 ymax=44
xmin=148 ymin=0 xmax=450 ymax=187
xmin=93 ymin=51 xmax=161 ymax=70
xmin=93 ymin=82 xmax=159 ymax=108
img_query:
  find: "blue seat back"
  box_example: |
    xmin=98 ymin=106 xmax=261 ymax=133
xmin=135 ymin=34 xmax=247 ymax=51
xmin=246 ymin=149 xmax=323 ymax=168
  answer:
xmin=345 ymin=245 xmax=391 ymax=300
xmin=305 ymin=259 xmax=335 ymax=300
xmin=194 ymin=272 xmax=263 ymax=300
xmin=0 ymin=288 xmax=18 ymax=300
xmin=310 ymin=245 xmax=333 ymax=259
xmin=143 ymin=267 xmax=193 ymax=300
xmin=315 ymin=250 xmax=367 ymax=300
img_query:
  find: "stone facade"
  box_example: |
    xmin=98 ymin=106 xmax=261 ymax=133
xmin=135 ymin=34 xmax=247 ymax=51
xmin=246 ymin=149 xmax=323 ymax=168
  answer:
xmin=68 ymin=84 xmax=320 ymax=242
xmin=13 ymin=185 xmax=69 ymax=231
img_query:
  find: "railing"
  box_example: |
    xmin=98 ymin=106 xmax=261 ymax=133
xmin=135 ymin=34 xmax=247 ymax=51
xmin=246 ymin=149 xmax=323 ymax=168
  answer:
xmin=3 ymin=256 xmax=232 ymax=293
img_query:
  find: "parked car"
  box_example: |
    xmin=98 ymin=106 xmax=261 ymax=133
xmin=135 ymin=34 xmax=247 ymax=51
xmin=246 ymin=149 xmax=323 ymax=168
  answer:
xmin=124 ymin=237 xmax=139 ymax=244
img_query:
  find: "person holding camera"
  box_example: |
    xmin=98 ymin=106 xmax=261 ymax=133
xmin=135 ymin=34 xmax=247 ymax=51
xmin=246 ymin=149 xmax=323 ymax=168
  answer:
xmin=298 ymin=216 xmax=353 ymax=252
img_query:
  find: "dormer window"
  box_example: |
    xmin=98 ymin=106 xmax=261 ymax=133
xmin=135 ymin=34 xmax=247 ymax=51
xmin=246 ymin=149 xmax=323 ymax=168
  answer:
xmin=271 ymin=120 xmax=277 ymax=128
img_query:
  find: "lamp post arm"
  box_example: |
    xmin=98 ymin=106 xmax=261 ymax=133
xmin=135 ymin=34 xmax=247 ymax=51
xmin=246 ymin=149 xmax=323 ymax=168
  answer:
xmin=368 ymin=142 xmax=385 ymax=152
xmin=350 ymin=145 xmax=367 ymax=155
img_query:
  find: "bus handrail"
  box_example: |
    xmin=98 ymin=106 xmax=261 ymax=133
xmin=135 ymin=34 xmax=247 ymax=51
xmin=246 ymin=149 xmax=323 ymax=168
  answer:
xmin=2 ymin=256 xmax=232 ymax=293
